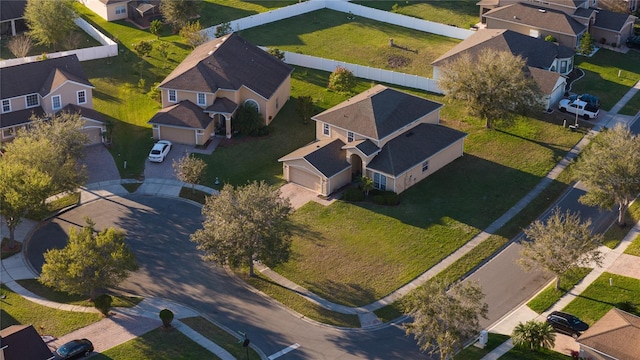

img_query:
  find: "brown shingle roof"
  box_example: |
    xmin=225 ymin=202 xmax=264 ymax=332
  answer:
xmin=578 ymin=308 xmax=640 ymax=360
xmin=483 ymin=3 xmax=586 ymax=36
xmin=312 ymin=85 xmax=443 ymax=141
xmin=158 ymin=33 xmax=293 ymax=100
xmin=1 ymin=55 xmax=92 ymax=100
xmin=526 ymin=66 xmax=563 ymax=94
xmin=148 ymin=100 xmax=213 ymax=129
xmin=0 ymin=107 xmax=46 ymax=128
xmin=59 ymin=104 xmax=107 ymax=124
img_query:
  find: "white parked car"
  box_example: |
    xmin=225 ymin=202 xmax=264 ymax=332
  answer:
xmin=148 ymin=140 xmax=172 ymax=162
xmin=558 ymin=99 xmax=600 ymax=119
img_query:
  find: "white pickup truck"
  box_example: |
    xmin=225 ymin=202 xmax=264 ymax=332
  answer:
xmin=558 ymin=99 xmax=600 ymax=119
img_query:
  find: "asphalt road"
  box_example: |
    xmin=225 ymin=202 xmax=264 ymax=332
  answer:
xmin=27 ymin=195 xmax=428 ymax=359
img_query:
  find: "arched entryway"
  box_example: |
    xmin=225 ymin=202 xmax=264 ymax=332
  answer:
xmin=350 ymin=153 xmax=363 ymax=180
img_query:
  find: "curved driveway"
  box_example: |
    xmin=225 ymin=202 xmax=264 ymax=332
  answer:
xmin=27 ymin=195 xmax=426 ymax=359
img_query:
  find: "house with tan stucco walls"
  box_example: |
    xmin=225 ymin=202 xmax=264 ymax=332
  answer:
xmin=149 ymin=33 xmax=294 ymax=146
xmin=279 ymin=85 xmax=467 ymax=196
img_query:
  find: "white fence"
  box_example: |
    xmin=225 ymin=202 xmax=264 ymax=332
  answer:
xmin=279 ymin=50 xmax=442 ymax=94
xmin=0 ymin=18 xmax=117 ymax=68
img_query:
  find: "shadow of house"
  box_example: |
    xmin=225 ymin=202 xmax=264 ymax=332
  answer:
xmin=0 ymin=324 xmax=54 ymax=360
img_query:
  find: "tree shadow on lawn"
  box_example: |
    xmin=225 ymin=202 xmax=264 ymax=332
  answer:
xmin=305 ymin=279 xmax=379 ymax=308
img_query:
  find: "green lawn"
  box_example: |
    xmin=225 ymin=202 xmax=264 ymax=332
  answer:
xmin=573 ymin=49 xmax=640 ymax=111
xmin=602 ymin=201 xmax=640 ymax=249
xmin=625 ymin=234 xmax=640 ymax=256
xmin=16 ymin=279 xmax=142 ymax=308
xmin=198 ymin=0 xmax=297 ymax=28
xmin=454 ymin=333 xmax=510 ymax=360
xmin=0 ymin=28 xmax=101 ymax=60
xmin=180 ymin=317 xmax=261 ymax=359
xmin=527 ymin=267 xmax=591 ymax=314
xmin=353 ymin=0 xmax=480 ymax=29
xmin=0 ymin=284 xmax=101 ymax=338
xmin=562 ymin=272 xmax=640 ymax=325
xmin=500 ymin=346 xmax=571 ymax=360
xmin=238 ymin=8 xmax=461 ymax=78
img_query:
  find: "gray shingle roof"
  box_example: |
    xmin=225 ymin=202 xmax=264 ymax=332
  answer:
xmin=483 ymin=3 xmax=586 ymax=36
xmin=205 ymin=97 xmax=238 ymax=115
xmin=367 ymin=123 xmax=467 ymax=176
xmin=527 ymin=66 xmax=562 ymax=94
xmin=158 ymin=33 xmax=294 ymax=100
xmin=342 ymin=139 xmax=380 ymax=157
xmin=313 ymin=85 xmax=443 ymax=141
xmin=432 ymin=29 xmax=574 ymax=69
xmin=0 ymin=325 xmax=53 ymax=360
xmin=1 ymin=55 xmax=92 ymax=100
xmin=0 ymin=107 xmax=45 ymax=128
xmin=0 ymin=0 xmax=26 ymax=21
xmin=279 ymin=138 xmax=350 ymax=178
xmin=593 ymin=9 xmax=635 ymax=32
xmin=148 ymin=100 xmax=213 ymax=129
xmin=59 ymin=104 xmax=107 ymax=123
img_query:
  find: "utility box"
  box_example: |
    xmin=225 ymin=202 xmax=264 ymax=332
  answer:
xmin=478 ymin=330 xmax=488 ymax=348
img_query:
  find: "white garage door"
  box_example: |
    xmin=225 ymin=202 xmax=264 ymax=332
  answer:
xmin=289 ymin=168 xmax=321 ymax=193
xmin=82 ymin=127 xmax=102 ymax=145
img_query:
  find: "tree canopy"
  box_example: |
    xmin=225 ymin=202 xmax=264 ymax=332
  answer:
xmin=39 ymin=219 xmax=138 ymax=300
xmin=519 ymin=208 xmax=603 ymax=289
xmin=437 ymin=48 xmax=541 ymax=128
xmin=574 ymin=124 xmax=640 ymax=226
xmin=191 ymin=181 xmax=293 ymax=276
xmin=173 ymin=153 xmax=207 ymax=192
xmin=511 ymin=320 xmax=556 ymax=352
xmin=179 ymin=21 xmax=209 ymax=49
xmin=403 ymin=280 xmax=488 ymax=359
xmin=24 ymin=0 xmax=76 ymax=50
xmin=160 ymin=0 xmax=202 ymax=31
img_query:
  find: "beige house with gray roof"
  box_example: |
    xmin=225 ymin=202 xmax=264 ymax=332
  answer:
xmin=279 ymin=85 xmax=467 ymax=196
xmin=577 ymin=308 xmax=640 ymax=360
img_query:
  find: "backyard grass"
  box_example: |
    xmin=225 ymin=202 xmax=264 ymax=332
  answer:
xmin=0 ymin=28 xmax=101 ymax=60
xmin=602 ymin=201 xmax=640 ymax=249
xmin=453 ymin=333 xmax=510 ymax=360
xmin=92 ymin=326 xmax=216 ymax=360
xmin=562 ymin=272 xmax=640 ymax=325
xmin=572 ymin=49 xmax=640 ymax=111
xmin=180 ymin=317 xmax=261 ymax=359
xmin=238 ymin=8 xmax=461 ymax=78
xmin=198 ymin=0 xmax=297 ymax=28
xmin=625 ymin=234 xmax=640 ymax=256
xmin=16 ymin=279 xmax=143 ymax=308
xmin=354 ymin=0 xmax=480 ymax=29
xmin=526 ymin=267 xmax=591 ymax=314
xmin=0 ymin=284 xmax=101 ymax=337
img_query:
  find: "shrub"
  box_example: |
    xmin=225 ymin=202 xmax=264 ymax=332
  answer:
xmin=544 ymin=35 xmax=556 ymax=42
xmin=328 ymin=66 xmax=356 ymax=93
xmin=268 ymin=48 xmax=285 ymax=61
xmin=133 ymin=40 xmax=153 ymax=57
xmin=159 ymin=308 xmax=174 ymax=328
xmin=383 ymin=192 xmax=400 ymax=205
xmin=215 ymin=22 xmax=232 ymax=38
xmin=94 ymin=294 xmax=113 ymax=317
xmin=342 ymin=188 xmax=364 ymax=202
xmin=372 ymin=195 xmax=385 ymax=205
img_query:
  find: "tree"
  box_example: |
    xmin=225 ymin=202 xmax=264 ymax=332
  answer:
xmin=24 ymin=0 xmax=76 ymax=50
xmin=0 ymin=161 xmax=52 ymax=246
xmin=579 ymin=32 xmax=595 ymax=55
xmin=39 ymin=219 xmax=138 ymax=301
xmin=150 ymin=19 xmax=163 ymax=38
xmin=191 ymin=181 xmax=293 ymax=276
xmin=159 ymin=309 xmax=174 ymax=328
xmin=437 ymin=48 xmax=541 ymax=129
xmin=179 ymin=21 xmax=209 ymax=49
xmin=574 ymin=124 xmax=640 ymax=226
xmin=156 ymin=41 xmax=170 ymax=69
xmin=268 ymin=48 xmax=285 ymax=61
xmin=62 ymin=31 xmax=83 ymax=50
xmin=519 ymin=208 xmax=603 ymax=290
xmin=403 ymin=280 xmax=488 ymax=359
xmin=7 ymin=34 xmax=33 ymax=58
xmin=295 ymin=95 xmax=314 ymax=124
xmin=234 ymin=103 xmax=265 ymax=136
xmin=160 ymin=0 xmax=201 ymax=32
xmin=214 ymin=21 xmax=232 ymax=38
xmin=328 ymin=66 xmax=356 ymax=93
xmin=511 ymin=320 xmax=556 ymax=352
xmin=173 ymin=153 xmax=207 ymax=193
xmin=360 ymin=176 xmax=374 ymax=196
xmin=133 ymin=40 xmax=153 ymax=57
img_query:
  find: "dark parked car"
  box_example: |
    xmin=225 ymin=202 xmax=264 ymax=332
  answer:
xmin=54 ymin=339 xmax=94 ymax=359
xmin=627 ymin=35 xmax=640 ymax=49
xmin=546 ymin=311 xmax=589 ymax=338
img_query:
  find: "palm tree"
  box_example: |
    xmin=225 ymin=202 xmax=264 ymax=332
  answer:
xmin=512 ymin=320 xmax=556 ymax=352
xmin=360 ymin=176 xmax=374 ymax=196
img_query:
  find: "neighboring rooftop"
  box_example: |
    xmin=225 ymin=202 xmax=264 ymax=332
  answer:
xmin=578 ymin=308 xmax=640 ymax=360
xmin=483 ymin=3 xmax=586 ymax=35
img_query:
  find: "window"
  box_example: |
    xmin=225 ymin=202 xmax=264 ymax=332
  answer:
xmin=373 ymin=172 xmax=387 ymax=190
xmin=52 ymin=95 xmax=62 ymax=110
xmin=1 ymin=99 xmax=10 ymax=113
xmin=26 ymin=94 xmax=39 ymax=108
xmin=77 ymin=90 xmax=87 ymax=104
xmin=197 ymin=93 xmax=206 ymax=106
xmin=275 ymin=98 xmax=279 ymax=109
xmin=560 ymin=60 xmax=567 ymax=74
xmin=3 ymin=127 xmax=15 ymax=138
xmin=422 ymin=160 xmax=429 ymax=172
xmin=168 ymin=89 xmax=177 ymax=102
xmin=347 ymin=131 xmax=354 ymax=142
xmin=197 ymin=129 xmax=204 ymax=134
xmin=115 ymin=5 xmax=126 ymax=14
xmin=323 ymin=123 xmax=330 ymax=136
xmin=244 ymin=99 xmax=260 ymax=112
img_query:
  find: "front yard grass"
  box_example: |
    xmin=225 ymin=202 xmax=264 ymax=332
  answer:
xmin=180 ymin=317 xmax=261 ymax=359
xmin=500 ymin=346 xmax=572 ymax=359
xmin=453 ymin=333 xmax=510 ymax=360
xmin=573 ymin=49 xmax=640 ymax=111
xmin=0 ymin=284 xmax=101 ymax=337
xmin=562 ymin=272 xmax=640 ymax=325
xmin=526 ymin=267 xmax=591 ymax=314
xmin=16 ymin=279 xmax=142 ymax=308
xmin=625 ymin=234 xmax=640 ymax=256
xmin=602 ymin=201 xmax=640 ymax=249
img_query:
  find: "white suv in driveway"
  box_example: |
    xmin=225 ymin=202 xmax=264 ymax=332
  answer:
xmin=148 ymin=140 xmax=172 ymax=163
xmin=558 ymin=99 xmax=600 ymax=119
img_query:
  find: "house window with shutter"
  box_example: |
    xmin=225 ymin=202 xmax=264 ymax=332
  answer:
xmin=323 ymin=123 xmax=330 ymax=136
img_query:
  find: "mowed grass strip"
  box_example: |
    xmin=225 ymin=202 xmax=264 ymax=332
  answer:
xmin=0 ymin=284 xmax=101 ymax=337
xmin=353 ymin=0 xmax=480 ymax=29
xmin=16 ymin=279 xmax=142 ymax=308
xmin=625 ymin=234 xmax=640 ymax=256
xmin=180 ymin=317 xmax=261 ymax=359
xmin=527 ymin=267 xmax=591 ymax=314
xmin=238 ymin=8 xmax=461 ymax=77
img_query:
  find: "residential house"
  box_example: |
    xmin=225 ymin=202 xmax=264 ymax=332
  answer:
xmin=431 ymin=29 xmax=574 ymax=110
xmin=0 ymin=0 xmax=27 ymax=37
xmin=0 ymin=55 xmax=106 ymax=144
xmin=0 ymin=324 xmax=55 ymax=360
xmin=279 ymin=85 xmax=467 ymax=196
xmin=150 ymin=33 xmax=294 ymax=145
xmin=478 ymin=0 xmax=636 ymax=49
xmin=79 ymin=0 xmax=130 ymax=22
xmin=576 ymin=308 xmax=640 ymax=360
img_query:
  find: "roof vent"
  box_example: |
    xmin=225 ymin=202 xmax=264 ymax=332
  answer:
xmin=406 ymin=132 xmax=414 ymax=138
xmin=538 ymin=8 xmax=546 ymax=12
xmin=513 ymin=15 xmax=519 ymax=20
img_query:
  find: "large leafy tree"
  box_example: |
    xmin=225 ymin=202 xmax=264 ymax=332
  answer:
xmin=403 ymin=280 xmax=488 ymax=360
xmin=39 ymin=219 xmax=138 ymax=301
xmin=172 ymin=153 xmax=207 ymax=193
xmin=179 ymin=21 xmax=209 ymax=49
xmin=512 ymin=320 xmax=556 ymax=352
xmin=574 ymin=124 xmax=640 ymax=226
xmin=234 ymin=103 xmax=264 ymax=136
xmin=24 ymin=0 xmax=76 ymax=50
xmin=160 ymin=0 xmax=202 ymax=32
xmin=191 ymin=181 xmax=293 ymax=276
xmin=519 ymin=208 xmax=603 ymax=290
xmin=437 ymin=48 xmax=541 ymax=128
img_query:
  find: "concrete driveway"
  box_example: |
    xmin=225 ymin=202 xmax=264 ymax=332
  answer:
xmin=143 ymin=143 xmax=193 ymax=181
xmin=82 ymin=145 xmax=120 ymax=184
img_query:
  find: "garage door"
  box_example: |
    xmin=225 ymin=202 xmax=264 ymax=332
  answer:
xmin=82 ymin=127 xmax=102 ymax=145
xmin=289 ymin=168 xmax=321 ymax=193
